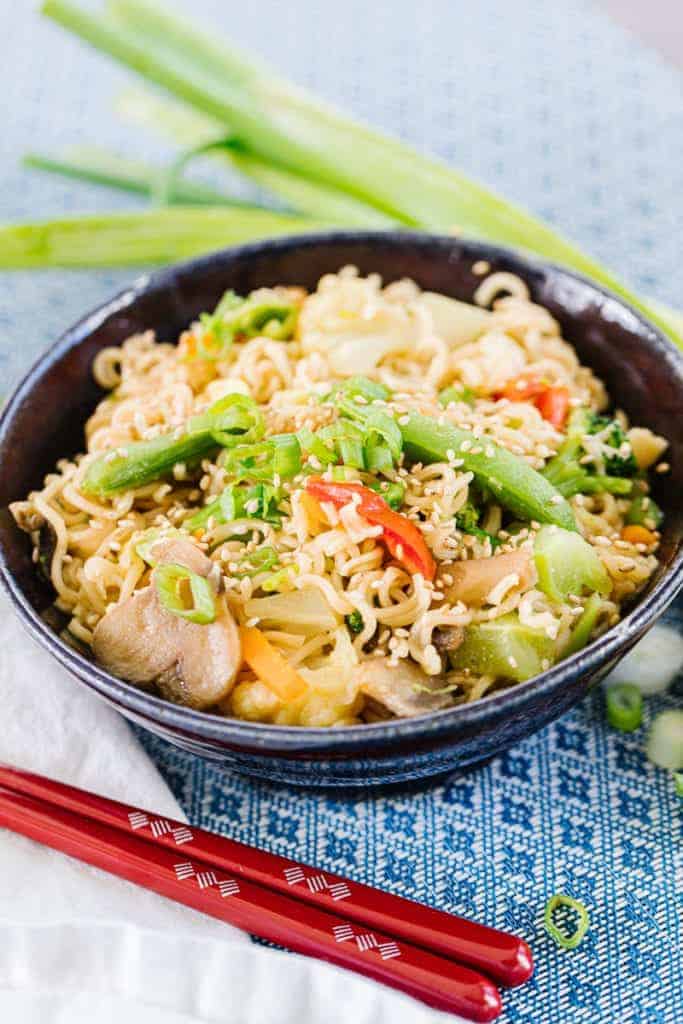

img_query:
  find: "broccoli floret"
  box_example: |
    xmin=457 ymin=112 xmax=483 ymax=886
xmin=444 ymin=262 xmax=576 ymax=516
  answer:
xmin=455 ymin=502 xmax=501 ymax=548
xmin=588 ymin=415 xmax=638 ymax=477
xmin=455 ymin=501 xmax=481 ymax=533
xmin=543 ymin=408 xmax=635 ymax=498
xmin=345 ymin=610 xmax=364 ymax=634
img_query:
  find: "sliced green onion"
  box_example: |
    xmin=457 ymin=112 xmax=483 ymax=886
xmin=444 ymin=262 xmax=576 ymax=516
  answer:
xmin=438 ymin=385 xmax=476 ymax=408
xmin=223 ymin=433 xmax=302 ymax=481
xmin=328 ymin=465 xmax=360 ymax=482
xmin=232 ymin=545 xmax=279 ymax=577
xmin=189 ymin=393 xmax=264 ymax=446
xmin=673 ymin=772 xmax=683 ymax=798
xmin=134 ymin=526 xmax=185 ymax=565
xmin=605 ymin=683 xmax=643 ymax=732
xmin=544 ymin=894 xmax=591 ymax=950
xmin=345 ymin=610 xmax=364 ymax=635
xmin=297 ymin=426 xmax=337 ymax=466
xmin=153 ymin=562 xmax=216 ymax=624
xmin=646 ymin=710 xmax=683 ymax=770
xmin=185 ymin=481 xmax=282 ymax=531
xmin=318 ymin=421 xmax=365 ymax=470
xmin=261 ymin=564 xmax=297 ymax=593
xmin=327 ymin=376 xmax=391 ymax=404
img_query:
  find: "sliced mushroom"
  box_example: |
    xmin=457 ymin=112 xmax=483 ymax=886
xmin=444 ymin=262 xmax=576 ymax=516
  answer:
xmin=444 ymin=548 xmax=537 ymax=607
xmin=432 ymin=626 xmax=465 ymax=654
xmin=92 ymin=537 xmax=240 ymax=709
xmin=356 ymin=657 xmax=454 ymax=718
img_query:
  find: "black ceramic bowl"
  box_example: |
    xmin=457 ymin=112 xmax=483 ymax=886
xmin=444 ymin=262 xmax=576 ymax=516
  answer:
xmin=1 ymin=232 xmax=682 ymax=786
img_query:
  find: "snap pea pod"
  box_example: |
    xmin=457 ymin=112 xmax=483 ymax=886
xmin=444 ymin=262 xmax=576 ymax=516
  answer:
xmin=399 ymin=411 xmax=577 ymax=531
xmin=82 ymin=394 xmax=262 ymax=496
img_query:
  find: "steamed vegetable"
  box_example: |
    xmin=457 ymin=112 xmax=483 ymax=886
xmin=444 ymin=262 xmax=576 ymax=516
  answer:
xmin=534 ymin=526 xmax=611 ymax=602
xmin=185 ymin=482 xmax=282 ymax=531
xmin=397 ymin=410 xmax=577 ymax=531
xmin=83 ymin=394 xmax=264 ymax=495
xmin=191 ymin=287 xmax=299 ymax=361
xmin=243 ymin=585 xmax=339 ymax=635
xmin=543 ymin=409 xmax=637 ymax=499
xmin=240 ymin=626 xmax=308 ymax=701
xmin=563 ymin=592 xmax=604 ymax=656
xmin=450 ymin=613 xmax=556 ymax=682
xmin=305 ymin=478 xmax=437 ymax=580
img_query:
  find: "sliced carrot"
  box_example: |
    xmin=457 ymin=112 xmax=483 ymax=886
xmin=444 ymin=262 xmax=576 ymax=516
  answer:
xmin=240 ymin=626 xmax=308 ymax=702
xmin=620 ymin=524 xmax=657 ymax=546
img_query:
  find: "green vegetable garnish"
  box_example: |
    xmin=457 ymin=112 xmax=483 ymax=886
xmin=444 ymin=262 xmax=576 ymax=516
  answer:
xmin=193 ymin=287 xmax=299 ymax=361
xmin=454 ymin=501 xmax=501 ymax=548
xmin=345 ymin=610 xmax=364 ymax=635
xmin=588 ymin=415 xmax=638 ymax=477
xmin=438 ymin=385 xmax=476 ymax=408
xmin=543 ymin=408 xmax=635 ymax=499
xmin=605 ymin=683 xmax=643 ymax=732
xmin=367 ymin=480 xmax=406 ymax=510
xmin=232 ymin=546 xmax=279 ymax=577
xmin=563 ymin=592 xmax=603 ymax=656
xmin=646 ymin=710 xmax=683 ymax=770
xmin=223 ymin=432 xmax=302 ymax=482
xmin=327 ymin=376 xmax=391 ymax=404
xmin=153 ymin=562 xmax=216 ymax=624
xmin=534 ymin=526 xmax=611 ymax=603
xmin=544 ymin=894 xmax=590 ymax=950
xmin=185 ymin=481 xmax=282 ymax=531
xmin=673 ymin=773 xmax=683 ymax=798
xmin=625 ymin=491 xmax=663 ymax=529
xmin=134 ymin=526 xmax=185 ymax=565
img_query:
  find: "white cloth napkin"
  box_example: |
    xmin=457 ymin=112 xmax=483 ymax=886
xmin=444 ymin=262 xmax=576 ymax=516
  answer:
xmin=0 ymin=596 xmax=454 ymax=1023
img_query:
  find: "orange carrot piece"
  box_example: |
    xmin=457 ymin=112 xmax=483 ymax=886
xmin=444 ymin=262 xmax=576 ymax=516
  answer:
xmin=240 ymin=626 xmax=308 ymax=702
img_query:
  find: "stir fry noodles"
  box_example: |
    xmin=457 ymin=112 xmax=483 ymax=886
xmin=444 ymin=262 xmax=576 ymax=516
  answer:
xmin=12 ymin=267 xmax=668 ymax=726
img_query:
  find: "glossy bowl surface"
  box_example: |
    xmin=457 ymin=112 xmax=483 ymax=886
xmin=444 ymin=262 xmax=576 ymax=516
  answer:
xmin=1 ymin=232 xmax=682 ymax=785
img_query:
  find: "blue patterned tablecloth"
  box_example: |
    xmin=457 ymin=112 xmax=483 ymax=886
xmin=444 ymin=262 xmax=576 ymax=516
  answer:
xmin=1 ymin=2 xmax=681 ymax=1021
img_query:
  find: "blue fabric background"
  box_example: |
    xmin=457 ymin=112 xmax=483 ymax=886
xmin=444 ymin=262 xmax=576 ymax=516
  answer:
xmin=1 ymin=2 xmax=681 ymax=1021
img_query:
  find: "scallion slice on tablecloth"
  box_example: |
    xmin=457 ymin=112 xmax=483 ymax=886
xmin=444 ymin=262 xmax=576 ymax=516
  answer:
xmin=544 ymin=894 xmax=591 ymax=950
xmin=605 ymin=683 xmax=643 ymax=733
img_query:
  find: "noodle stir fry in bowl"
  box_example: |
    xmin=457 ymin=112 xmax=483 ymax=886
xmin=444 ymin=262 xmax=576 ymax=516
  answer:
xmin=1 ymin=234 xmax=681 ymax=783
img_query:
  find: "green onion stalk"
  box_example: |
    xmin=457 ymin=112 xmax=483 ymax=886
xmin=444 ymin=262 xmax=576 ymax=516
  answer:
xmin=20 ymin=0 xmax=679 ymax=350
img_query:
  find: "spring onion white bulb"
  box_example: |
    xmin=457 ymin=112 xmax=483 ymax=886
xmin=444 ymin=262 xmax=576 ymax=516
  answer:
xmin=604 ymin=625 xmax=683 ymax=696
xmin=646 ymin=710 xmax=683 ymax=771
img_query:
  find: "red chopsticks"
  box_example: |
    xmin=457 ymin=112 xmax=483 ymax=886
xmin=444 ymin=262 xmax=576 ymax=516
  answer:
xmin=0 ymin=766 xmax=533 ymax=1021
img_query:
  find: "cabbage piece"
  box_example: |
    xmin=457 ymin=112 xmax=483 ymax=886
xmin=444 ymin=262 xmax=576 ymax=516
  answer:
xmin=244 ymin=585 xmax=339 ymax=635
xmin=421 ymin=292 xmax=493 ymax=347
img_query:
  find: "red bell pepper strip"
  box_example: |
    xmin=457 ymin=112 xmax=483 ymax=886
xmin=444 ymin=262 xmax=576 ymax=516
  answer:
xmin=499 ymin=376 xmax=570 ymax=429
xmin=305 ymin=478 xmax=436 ymax=581
xmin=535 ymin=387 xmax=570 ymax=429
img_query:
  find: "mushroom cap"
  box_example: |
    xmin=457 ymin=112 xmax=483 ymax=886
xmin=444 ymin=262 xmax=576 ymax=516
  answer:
xmin=92 ymin=536 xmax=241 ymax=709
xmin=356 ymin=656 xmax=453 ymax=718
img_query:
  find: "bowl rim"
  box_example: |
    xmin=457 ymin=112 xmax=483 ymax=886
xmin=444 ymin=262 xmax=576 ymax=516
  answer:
xmin=1 ymin=229 xmax=682 ymax=753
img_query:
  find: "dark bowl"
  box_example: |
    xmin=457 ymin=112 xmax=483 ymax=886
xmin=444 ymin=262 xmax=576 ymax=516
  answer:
xmin=1 ymin=232 xmax=682 ymax=786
